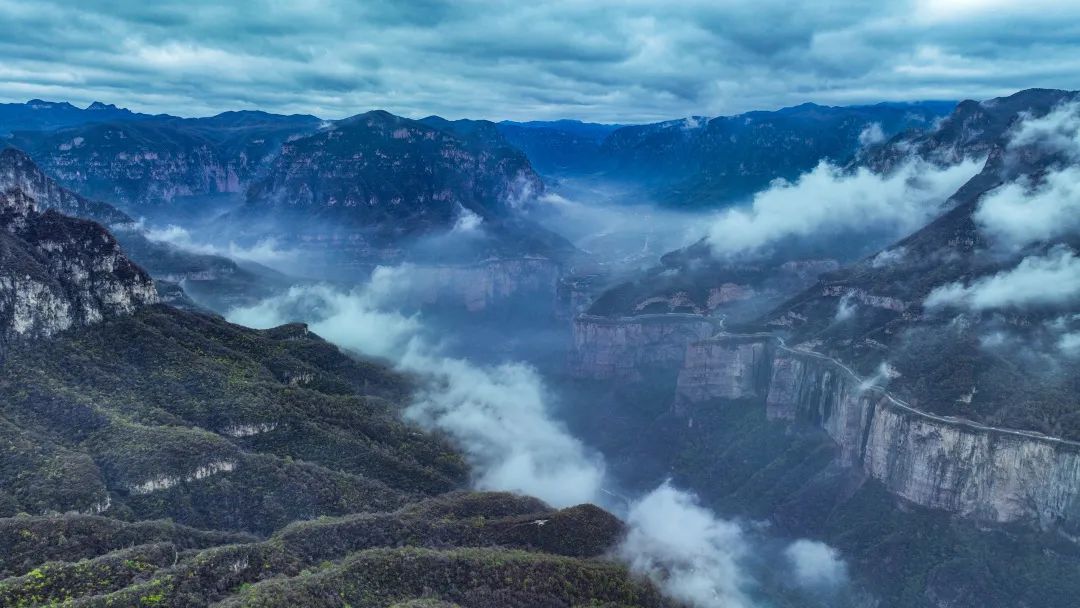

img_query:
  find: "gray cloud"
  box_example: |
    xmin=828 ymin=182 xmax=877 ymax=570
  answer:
xmin=1 ymin=0 xmax=1079 ymax=121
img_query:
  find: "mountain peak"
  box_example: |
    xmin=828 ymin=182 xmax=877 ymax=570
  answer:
xmin=25 ymin=99 xmax=77 ymax=110
xmin=86 ymin=101 xmax=119 ymax=111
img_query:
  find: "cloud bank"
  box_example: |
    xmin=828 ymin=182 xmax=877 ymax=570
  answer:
xmin=704 ymin=157 xmax=982 ymax=257
xmin=975 ymin=102 xmax=1080 ymax=251
xmin=925 ymin=246 xmax=1080 ymax=311
xmin=619 ymin=482 xmax=752 ymax=608
xmin=785 ymin=539 xmax=849 ymax=589
xmin=974 ymin=168 xmax=1080 ymax=251
xmin=1008 ymin=101 xmax=1080 ymax=160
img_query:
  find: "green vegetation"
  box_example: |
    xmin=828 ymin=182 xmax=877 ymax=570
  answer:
xmin=0 ymin=306 xmax=665 ymax=606
xmin=0 ymin=493 xmax=655 ymax=607
xmin=218 ymin=547 xmax=664 ymax=608
xmin=0 ymin=305 xmax=466 ymax=533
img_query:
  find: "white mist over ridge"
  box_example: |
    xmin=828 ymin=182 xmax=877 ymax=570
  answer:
xmin=704 ymin=157 xmax=983 ymax=258
xmin=925 ymin=246 xmax=1080 ymax=311
xmin=142 ymin=223 xmax=299 ymax=267
xmin=226 ymin=271 xmax=848 ymax=607
xmin=226 ymin=266 xmax=604 ymax=507
xmin=620 ymin=482 xmax=754 ymax=608
xmin=975 ymin=103 xmax=1080 ymax=252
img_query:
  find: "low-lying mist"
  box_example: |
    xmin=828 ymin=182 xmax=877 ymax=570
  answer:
xmin=226 ymin=269 xmax=852 ymax=607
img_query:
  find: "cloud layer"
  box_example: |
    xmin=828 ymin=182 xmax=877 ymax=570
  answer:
xmin=2 ymin=1 xmax=1080 ymax=121
xmin=925 ymin=246 xmax=1080 ymax=311
xmin=975 ymin=103 xmax=1080 ymax=251
xmin=704 ymin=157 xmax=982 ymax=257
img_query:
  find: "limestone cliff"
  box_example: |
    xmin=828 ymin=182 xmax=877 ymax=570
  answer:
xmin=676 ymin=334 xmax=1080 ymax=529
xmin=0 ymin=147 xmax=131 ymax=225
xmin=0 ymin=187 xmax=157 ymax=350
xmin=10 ymin=113 xmax=320 ymax=210
xmin=409 ymin=257 xmax=561 ymax=312
xmin=571 ymin=314 xmax=716 ymax=380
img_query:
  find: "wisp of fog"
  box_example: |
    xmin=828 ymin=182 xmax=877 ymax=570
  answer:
xmin=226 ymin=267 xmax=849 ymax=607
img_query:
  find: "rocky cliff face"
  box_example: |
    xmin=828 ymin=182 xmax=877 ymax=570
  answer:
xmin=676 ymin=335 xmax=1080 ymax=529
xmin=571 ymin=314 xmax=715 ymax=379
xmin=12 ymin=122 xmax=243 ymax=209
xmin=0 ymin=147 xmax=132 ymax=225
xmin=244 ymin=111 xmax=542 ymax=237
xmin=0 ymin=147 xmax=289 ymax=313
xmin=409 ymin=257 xmax=561 ymax=313
xmin=0 ymin=187 xmax=157 ymax=350
xmin=11 ymin=113 xmax=319 ymax=210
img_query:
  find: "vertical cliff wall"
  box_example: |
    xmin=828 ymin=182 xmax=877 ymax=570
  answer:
xmin=571 ymin=314 xmax=716 ymax=380
xmin=0 ymin=188 xmax=158 ymax=351
xmin=676 ymin=334 xmax=1080 ymax=529
xmin=410 ymin=257 xmax=561 ymax=313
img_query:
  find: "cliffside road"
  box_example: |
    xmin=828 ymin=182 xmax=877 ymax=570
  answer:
xmin=725 ymin=331 xmax=1080 ymax=450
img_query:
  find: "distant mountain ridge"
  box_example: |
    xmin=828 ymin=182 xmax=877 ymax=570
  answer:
xmin=596 ymin=100 xmax=957 ymax=207
xmin=0 ymin=147 xmax=292 ymax=310
xmin=0 ymin=99 xmax=174 ymax=136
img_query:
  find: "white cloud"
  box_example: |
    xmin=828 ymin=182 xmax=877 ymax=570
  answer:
xmin=619 ymin=482 xmax=753 ymax=608
xmin=1060 ymin=332 xmax=1080 ymax=356
xmin=973 ymin=102 xmax=1080 ymax=251
xmin=226 ymin=269 xmax=604 ymax=508
xmin=858 ymin=122 xmax=885 ymax=147
xmin=226 ymin=285 xmax=421 ymax=359
xmin=835 ymin=294 xmax=857 ymax=321
xmin=784 ymin=539 xmax=849 ymax=589
xmin=925 ymin=246 xmax=1080 ymax=311
xmin=974 ymin=168 xmax=1080 ymax=251
xmin=871 ymin=246 xmax=907 ymax=268
xmin=451 ymin=206 xmax=483 ymax=233
xmin=704 ymin=157 xmax=982 ymax=257
xmin=1008 ymin=100 xmax=1080 ymax=160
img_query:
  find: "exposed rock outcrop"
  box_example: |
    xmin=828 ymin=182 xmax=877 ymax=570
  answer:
xmin=10 ymin=113 xmax=320 ymax=209
xmin=571 ymin=314 xmax=716 ymax=380
xmin=0 ymin=187 xmax=157 ymax=350
xmin=0 ymin=147 xmax=132 ymax=225
xmin=243 ymin=111 xmax=542 ymax=238
xmin=410 ymin=257 xmax=561 ymax=312
xmin=676 ymin=334 xmax=1080 ymax=529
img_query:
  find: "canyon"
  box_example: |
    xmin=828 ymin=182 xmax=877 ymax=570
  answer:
xmin=674 ymin=333 xmax=1080 ymax=529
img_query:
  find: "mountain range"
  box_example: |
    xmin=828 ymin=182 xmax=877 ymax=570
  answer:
xmin=0 ymin=170 xmax=670 ymax=606
xmin=2 ymin=87 xmax=1080 ymax=607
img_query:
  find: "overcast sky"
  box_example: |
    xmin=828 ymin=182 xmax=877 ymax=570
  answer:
xmin=1 ymin=0 xmax=1078 ymax=123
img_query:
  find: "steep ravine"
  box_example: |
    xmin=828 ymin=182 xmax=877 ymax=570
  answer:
xmin=675 ymin=334 xmax=1080 ymax=529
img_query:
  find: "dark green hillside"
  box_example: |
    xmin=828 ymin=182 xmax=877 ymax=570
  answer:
xmin=0 ymin=305 xmax=665 ymax=606
xmin=0 ymin=305 xmax=466 ymax=533
xmin=0 ymin=493 xmax=663 ymax=608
